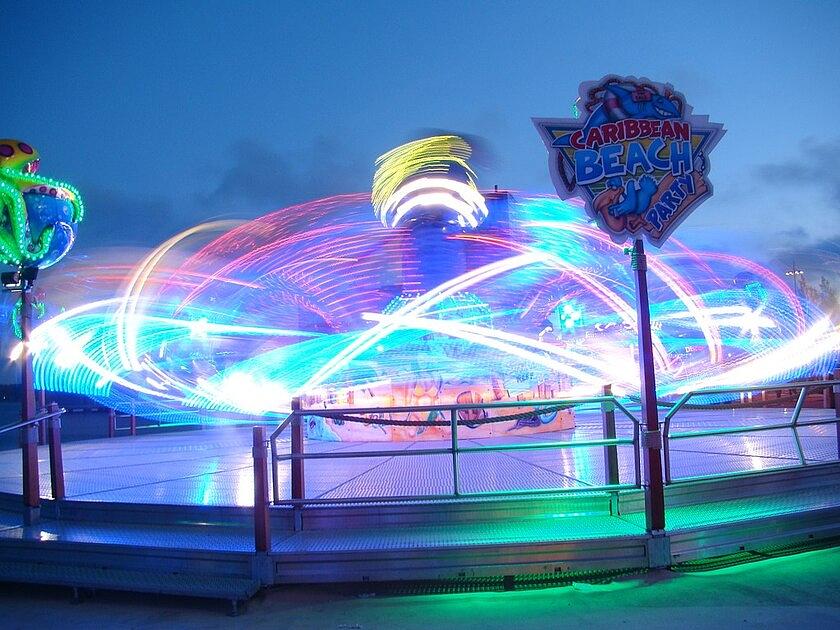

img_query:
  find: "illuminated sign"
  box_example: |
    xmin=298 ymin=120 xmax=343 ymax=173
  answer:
xmin=534 ymin=76 xmax=724 ymax=247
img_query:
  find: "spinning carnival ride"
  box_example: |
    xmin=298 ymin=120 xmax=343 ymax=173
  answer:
xmin=16 ymin=137 xmax=840 ymax=440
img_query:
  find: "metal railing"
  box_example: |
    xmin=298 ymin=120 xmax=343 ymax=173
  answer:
xmin=0 ymin=405 xmax=63 ymax=437
xmin=0 ymin=403 xmax=66 ymax=524
xmin=1 ymin=378 xmax=834 ymax=552
xmin=662 ymin=379 xmax=840 ymax=484
xmin=268 ymin=390 xmax=643 ymax=506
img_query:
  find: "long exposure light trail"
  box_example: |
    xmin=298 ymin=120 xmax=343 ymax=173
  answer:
xmin=19 ymin=191 xmax=838 ymax=431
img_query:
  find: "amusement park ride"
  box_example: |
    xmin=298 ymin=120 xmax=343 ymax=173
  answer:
xmin=3 ymin=133 xmax=836 ymax=438
xmin=1 ymin=82 xmax=839 ymax=605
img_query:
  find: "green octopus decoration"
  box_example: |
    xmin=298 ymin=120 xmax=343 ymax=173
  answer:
xmin=0 ymin=139 xmax=84 ymax=268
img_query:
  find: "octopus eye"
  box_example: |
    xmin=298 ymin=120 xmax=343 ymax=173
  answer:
xmin=18 ymin=142 xmax=33 ymax=155
xmin=0 ymin=144 xmax=13 ymax=158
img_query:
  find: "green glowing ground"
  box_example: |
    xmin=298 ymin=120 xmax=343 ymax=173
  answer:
xmin=1 ymin=546 xmax=838 ymax=628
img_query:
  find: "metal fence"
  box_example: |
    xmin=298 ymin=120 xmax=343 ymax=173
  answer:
xmin=663 ymin=379 xmax=840 ymax=484
xmin=267 ymin=379 xmax=840 ymax=505
xmin=0 ymin=403 xmax=65 ymax=524
xmin=268 ymin=390 xmax=643 ymax=505
xmin=2 ymin=378 xmax=838 ymax=552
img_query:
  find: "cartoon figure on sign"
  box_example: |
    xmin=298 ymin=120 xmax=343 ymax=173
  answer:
xmin=534 ymin=76 xmax=724 ymax=248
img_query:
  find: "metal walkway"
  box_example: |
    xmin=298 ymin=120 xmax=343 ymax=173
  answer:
xmin=0 ymin=467 xmax=838 ymax=586
xmin=0 ymin=408 xmax=835 ymax=504
xmin=0 ymin=403 xmax=837 ymax=603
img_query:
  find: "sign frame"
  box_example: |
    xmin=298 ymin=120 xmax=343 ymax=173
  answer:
xmin=533 ymin=75 xmax=725 ymax=248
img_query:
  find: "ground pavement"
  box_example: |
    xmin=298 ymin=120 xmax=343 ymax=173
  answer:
xmin=0 ymin=546 xmax=838 ymax=629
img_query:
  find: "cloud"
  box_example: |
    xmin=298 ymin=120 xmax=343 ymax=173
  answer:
xmin=203 ymin=139 xmax=293 ymax=207
xmin=196 ymin=138 xmax=371 ymax=213
xmin=777 ymin=226 xmax=809 ymax=240
xmin=73 ymin=185 xmax=176 ymax=249
xmin=755 ymin=137 xmax=840 ymax=211
xmin=61 ymin=138 xmax=373 ymax=251
xmin=766 ymin=231 xmax=840 ymax=284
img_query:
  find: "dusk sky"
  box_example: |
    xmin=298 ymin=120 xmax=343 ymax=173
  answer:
xmin=3 ymin=0 xmax=840 ymax=281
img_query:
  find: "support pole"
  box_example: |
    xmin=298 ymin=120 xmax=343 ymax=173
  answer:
xmin=129 ymin=412 xmax=137 ymax=436
xmin=21 ymin=423 xmax=40 ymax=522
xmin=290 ymin=397 xmax=305 ymax=501
xmin=19 ymin=287 xmax=40 ymax=524
xmin=601 ymin=384 xmax=619 ymax=486
xmin=628 ymin=239 xmax=666 ymax=532
xmin=108 ymin=409 xmax=116 ymax=438
xmin=48 ymin=403 xmax=65 ymax=501
xmin=20 ymin=288 xmax=36 ymax=427
xmin=252 ymin=425 xmax=270 ymax=553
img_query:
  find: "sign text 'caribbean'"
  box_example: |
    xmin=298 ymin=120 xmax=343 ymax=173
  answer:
xmin=534 ymin=76 xmax=724 ymax=247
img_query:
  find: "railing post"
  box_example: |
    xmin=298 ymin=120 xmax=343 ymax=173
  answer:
xmin=108 ymin=409 xmax=116 ymax=438
xmin=270 ymin=425 xmax=280 ymax=504
xmin=833 ymin=369 xmax=840 ymax=419
xmin=129 ymin=407 xmax=137 ymax=436
xmin=632 ymin=423 xmax=641 ymax=486
xmin=661 ymin=394 xmax=690 ymax=486
xmin=450 ymin=408 xmax=460 ymax=495
xmin=601 ymin=384 xmax=619 ymax=486
xmin=823 ymin=374 xmax=834 ymax=410
xmin=788 ymin=385 xmax=808 ymax=466
xmin=252 ymin=425 xmax=270 ymax=553
xmin=21 ymin=423 xmax=40 ymax=524
xmin=662 ymin=415 xmax=672 ymax=485
xmin=47 ymin=403 xmax=65 ymax=501
xmin=291 ymin=396 xmax=305 ymax=501
xmin=791 ymin=385 xmax=808 ymax=426
xmin=37 ymin=389 xmax=47 ymax=445
xmin=833 ymin=369 xmax=840 ymax=459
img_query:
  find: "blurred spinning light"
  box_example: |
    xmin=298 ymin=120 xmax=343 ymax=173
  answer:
xmin=17 ymin=188 xmax=839 ymax=423
xmin=371 ymin=136 xmax=488 ymax=229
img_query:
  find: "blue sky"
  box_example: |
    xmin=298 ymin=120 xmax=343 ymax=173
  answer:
xmin=3 ymin=0 xmax=839 ymax=280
